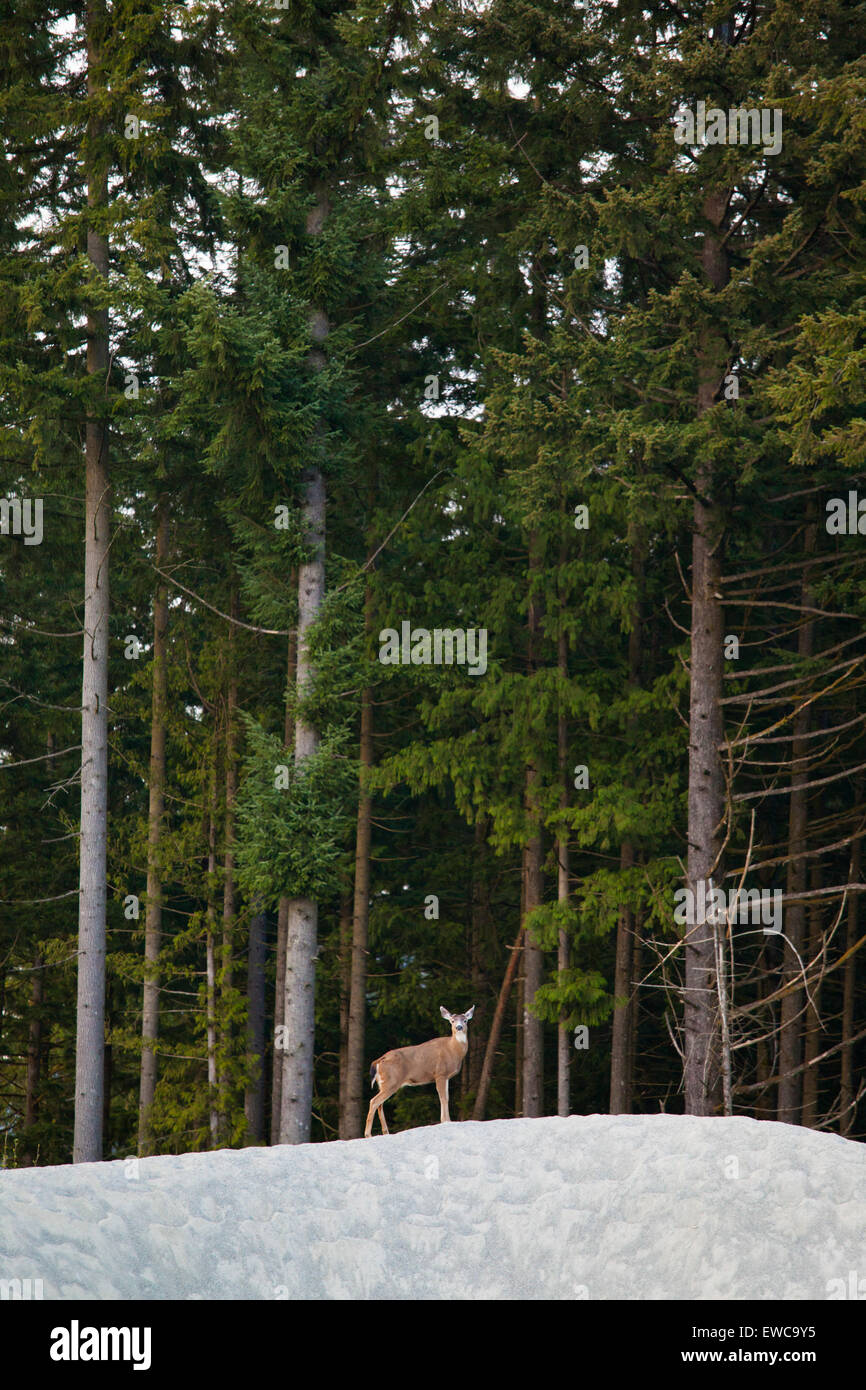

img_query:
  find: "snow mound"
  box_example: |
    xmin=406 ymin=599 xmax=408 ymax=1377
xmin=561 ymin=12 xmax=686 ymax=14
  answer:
xmin=1 ymin=1114 xmax=864 ymax=1300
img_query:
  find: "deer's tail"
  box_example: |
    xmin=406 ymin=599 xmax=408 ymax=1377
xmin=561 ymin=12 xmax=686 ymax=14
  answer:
xmin=370 ymin=1061 xmax=379 ymax=1090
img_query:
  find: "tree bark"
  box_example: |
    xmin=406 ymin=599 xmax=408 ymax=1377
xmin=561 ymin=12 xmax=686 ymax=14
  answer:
xmin=244 ymin=903 xmax=268 ymax=1142
xmin=557 ymin=623 xmax=570 ymax=1117
xmin=800 ymin=864 xmax=823 ymax=1128
xmin=628 ymin=909 xmax=643 ymax=1106
xmin=205 ymin=748 xmax=220 ymax=1146
xmin=279 ymin=184 xmax=329 ymax=1145
xmin=683 ymin=186 xmax=728 ymax=1117
xmin=279 ymin=470 xmax=325 ymax=1143
xmin=270 ymin=895 xmax=289 ymax=1143
xmin=778 ymin=513 xmax=817 ymax=1123
xmin=473 ymin=930 xmax=524 ymax=1121
xmin=515 ymin=961 xmax=524 ymax=1116
xmin=74 ymin=0 xmax=110 ymax=1164
xmin=468 ymin=818 xmax=490 ymax=1099
xmin=610 ymin=523 xmax=643 ymax=1112
xmin=218 ymin=594 xmax=239 ymax=1131
xmin=343 ymin=585 xmax=374 ymax=1138
xmin=222 ymin=587 xmax=239 ymax=996
xmin=840 ymin=829 xmax=861 ymax=1135
xmin=23 ymin=953 xmax=44 ymax=1163
xmin=754 ymin=937 xmax=772 ymax=1112
xmin=270 ymin=607 xmax=296 ymax=1143
xmin=521 ymin=534 xmax=544 ymax=1118
xmin=610 ymin=844 xmax=636 ymax=1113
xmin=337 ymin=894 xmax=353 ymax=1134
xmin=139 ymin=498 xmax=168 ymax=1156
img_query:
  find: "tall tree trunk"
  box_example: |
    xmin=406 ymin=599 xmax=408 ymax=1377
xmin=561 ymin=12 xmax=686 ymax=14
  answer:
xmin=344 ymin=586 xmax=374 ymax=1138
xmin=271 ymin=606 xmax=296 ymax=1143
xmin=683 ymin=186 xmax=728 ymax=1117
xmin=801 ymin=864 xmax=823 ymax=1128
xmin=515 ymin=962 xmax=524 ymax=1116
xmin=840 ymin=829 xmax=861 ymax=1135
xmin=206 ymin=923 xmax=218 ymax=1146
xmin=521 ymin=822 xmax=544 ymax=1119
xmin=279 ymin=465 xmax=325 ymax=1144
xmin=557 ymin=622 xmax=570 ymax=1117
xmin=778 ymin=513 xmax=817 ymax=1123
xmin=244 ymin=903 xmax=268 ymax=1143
xmin=473 ymin=929 xmax=524 ymax=1121
xmin=522 ymin=535 xmax=544 ymax=1118
xmin=516 ymin=856 xmax=525 ymax=1116
xmin=610 ymin=523 xmax=643 ymax=1113
xmin=219 ymin=593 xmax=239 ymax=1133
xmin=468 ymin=818 xmax=490 ymax=1098
xmin=628 ymin=908 xmax=643 ymax=1106
xmin=74 ymin=0 xmax=110 ymax=1164
xmin=279 ymin=183 xmax=329 ymax=1145
xmin=754 ymin=938 xmax=772 ymax=1112
xmin=222 ymin=587 xmax=239 ymax=995
xmin=337 ymin=894 xmax=353 ymax=1135
xmin=23 ymin=953 xmax=44 ymax=1163
xmin=271 ymin=897 xmax=289 ymax=1143
xmin=610 ymin=844 xmax=636 ymax=1113
xmin=139 ymin=498 xmax=168 ymax=1156
xmin=205 ymin=749 xmax=220 ymax=1146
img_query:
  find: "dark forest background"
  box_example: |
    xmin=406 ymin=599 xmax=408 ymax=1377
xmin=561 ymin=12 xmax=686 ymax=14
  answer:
xmin=1 ymin=0 xmax=866 ymax=1164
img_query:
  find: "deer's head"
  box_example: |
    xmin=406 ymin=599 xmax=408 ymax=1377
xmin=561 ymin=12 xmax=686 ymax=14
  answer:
xmin=440 ymin=1004 xmax=475 ymax=1041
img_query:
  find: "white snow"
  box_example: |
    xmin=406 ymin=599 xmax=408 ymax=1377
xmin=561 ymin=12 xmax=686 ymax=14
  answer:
xmin=1 ymin=1114 xmax=865 ymax=1300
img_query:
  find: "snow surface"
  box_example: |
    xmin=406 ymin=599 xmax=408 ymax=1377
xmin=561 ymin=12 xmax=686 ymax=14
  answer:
xmin=2 ymin=1114 xmax=865 ymax=1300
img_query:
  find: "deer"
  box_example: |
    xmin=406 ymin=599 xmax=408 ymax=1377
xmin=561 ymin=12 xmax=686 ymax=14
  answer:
xmin=364 ymin=1005 xmax=475 ymax=1137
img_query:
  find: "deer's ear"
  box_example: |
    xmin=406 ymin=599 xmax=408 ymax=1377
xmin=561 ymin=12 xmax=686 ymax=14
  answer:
xmin=465 ymin=1005 xmax=475 ymax=1020
xmin=440 ymin=1006 xmax=451 ymax=1021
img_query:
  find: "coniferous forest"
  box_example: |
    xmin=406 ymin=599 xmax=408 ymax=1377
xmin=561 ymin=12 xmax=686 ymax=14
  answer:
xmin=2 ymin=0 xmax=866 ymax=1168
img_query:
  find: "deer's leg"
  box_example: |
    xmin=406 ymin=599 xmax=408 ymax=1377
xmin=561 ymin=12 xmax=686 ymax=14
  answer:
xmin=436 ymin=1075 xmax=450 ymax=1123
xmin=365 ymin=1085 xmax=397 ymax=1137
